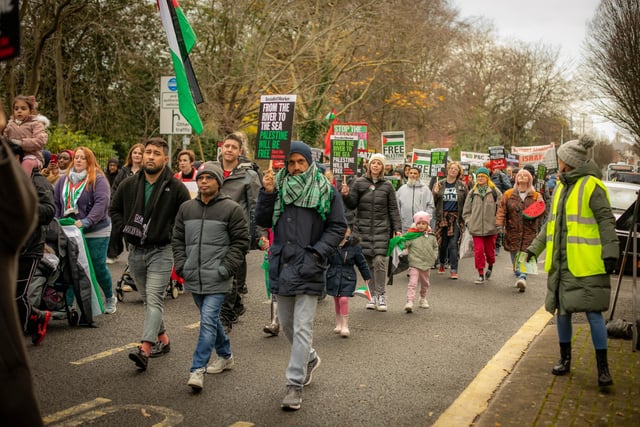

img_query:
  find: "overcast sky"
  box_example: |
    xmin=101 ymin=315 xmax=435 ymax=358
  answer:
xmin=453 ymin=0 xmax=600 ymax=66
xmin=453 ymin=0 xmax=619 ymax=138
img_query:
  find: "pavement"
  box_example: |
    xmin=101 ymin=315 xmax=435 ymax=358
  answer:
xmin=434 ymin=279 xmax=640 ymax=427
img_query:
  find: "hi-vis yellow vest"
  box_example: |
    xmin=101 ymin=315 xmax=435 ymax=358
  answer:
xmin=545 ymin=176 xmax=609 ymax=277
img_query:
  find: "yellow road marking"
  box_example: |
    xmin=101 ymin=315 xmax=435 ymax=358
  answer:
xmin=69 ymin=343 xmax=139 ymax=365
xmin=43 ymin=398 xmax=111 ymax=424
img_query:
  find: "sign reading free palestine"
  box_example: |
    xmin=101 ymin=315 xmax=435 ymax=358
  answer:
xmin=381 ymin=131 xmax=405 ymax=166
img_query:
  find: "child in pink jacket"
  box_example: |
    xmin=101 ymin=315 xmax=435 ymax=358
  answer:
xmin=3 ymin=95 xmax=48 ymax=175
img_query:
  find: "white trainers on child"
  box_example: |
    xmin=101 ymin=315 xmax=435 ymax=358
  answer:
xmin=419 ymin=298 xmax=430 ymax=309
xmin=404 ymin=301 xmax=413 ymax=313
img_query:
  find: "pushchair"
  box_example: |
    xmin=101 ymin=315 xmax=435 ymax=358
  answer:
xmin=29 ymin=219 xmax=99 ymax=327
xmin=115 ymin=264 xmax=184 ymax=302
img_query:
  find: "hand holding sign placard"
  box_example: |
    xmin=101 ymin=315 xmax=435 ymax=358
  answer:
xmin=255 ymin=95 xmax=296 ymax=161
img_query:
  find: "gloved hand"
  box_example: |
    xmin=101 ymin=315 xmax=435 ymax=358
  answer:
xmin=604 ymin=258 xmax=617 ymax=274
xmin=525 ymin=250 xmax=536 ymax=262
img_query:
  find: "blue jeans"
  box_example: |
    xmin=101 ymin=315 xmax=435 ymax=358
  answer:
xmin=128 ymin=245 xmax=173 ymax=343
xmin=85 ymin=236 xmax=113 ymax=299
xmin=557 ymin=312 xmax=608 ymax=350
xmin=509 ymin=251 xmax=527 ymax=280
xmin=278 ymin=294 xmax=318 ymax=387
xmin=191 ymin=293 xmax=231 ymax=372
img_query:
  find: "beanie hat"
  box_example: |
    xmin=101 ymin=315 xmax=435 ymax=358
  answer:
xmin=557 ymin=135 xmax=595 ymax=168
xmin=196 ymin=161 xmax=224 ymax=187
xmin=108 ymin=157 xmax=119 ymax=166
xmin=289 ymin=140 xmax=313 ymax=166
xmin=522 ymin=164 xmax=536 ymax=177
xmin=475 ymin=167 xmax=490 ymax=178
xmin=369 ymin=153 xmax=386 ymax=166
xmin=413 ymin=210 xmax=431 ymax=224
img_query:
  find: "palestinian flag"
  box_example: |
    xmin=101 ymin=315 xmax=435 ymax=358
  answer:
xmin=157 ymin=0 xmax=204 ymax=134
xmin=324 ymin=108 xmax=337 ymax=121
xmin=354 ymin=284 xmax=372 ymax=302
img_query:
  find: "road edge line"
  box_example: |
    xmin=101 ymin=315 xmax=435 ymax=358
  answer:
xmin=432 ymin=304 xmax=552 ymax=427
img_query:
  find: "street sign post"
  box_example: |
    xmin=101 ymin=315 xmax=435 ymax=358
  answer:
xmin=160 ymin=76 xmax=192 ymax=135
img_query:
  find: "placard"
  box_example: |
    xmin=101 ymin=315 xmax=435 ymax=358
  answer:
xmin=381 ymin=131 xmax=405 ymax=165
xmin=255 ymin=94 xmax=296 ymax=160
xmin=430 ymin=148 xmax=448 ymax=177
xmin=330 ymin=135 xmax=358 ymax=177
xmin=411 ymin=149 xmax=431 ymax=182
xmin=488 ymin=146 xmax=506 ymax=170
xmin=0 ymin=0 xmax=20 ymax=61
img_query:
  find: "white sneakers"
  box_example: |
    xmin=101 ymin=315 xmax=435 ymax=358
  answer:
xmin=104 ymin=296 xmax=117 ymax=314
xmin=419 ymin=298 xmax=430 ymax=309
xmin=188 ymin=368 xmax=205 ymax=390
xmin=404 ymin=301 xmax=413 ymax=313
xmin=365 ymin=296 xmax=377 ymax=310
xmin=515 ymin=277 xmax=527 ymax=292
xmin=207 ymin=355 xmax=234 ymax=374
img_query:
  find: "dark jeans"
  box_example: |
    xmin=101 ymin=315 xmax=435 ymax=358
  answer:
xmin=438 ymin=220 xmax=460 ymax=272
xmin=107 ymin=227 xmax=124 ymax=259
xmin=220 ymin=255 xmax=247 ymax=323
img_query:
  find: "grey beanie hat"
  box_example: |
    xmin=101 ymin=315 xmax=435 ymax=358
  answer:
xmin=556 ymin=135 xmax=595 ymax=168
xmin=196 ymin=161 xmax=224 ymax=186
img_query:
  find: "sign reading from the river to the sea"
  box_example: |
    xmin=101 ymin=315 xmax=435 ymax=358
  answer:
xmin=255 ymin=94 xmax=296 ymax=161
xmin=330 ymin=135 xmax=358 ymax=177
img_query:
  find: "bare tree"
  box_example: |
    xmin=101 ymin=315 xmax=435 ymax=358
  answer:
xmin=585 ymin=0 xmax=640 ymax=153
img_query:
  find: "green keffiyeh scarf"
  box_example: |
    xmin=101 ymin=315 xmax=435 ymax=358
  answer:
xmin=272 ymin=162 xmax=333 ymax=226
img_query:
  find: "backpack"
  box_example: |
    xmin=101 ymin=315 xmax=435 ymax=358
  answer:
xmin=470 ymin=187 xmax=499 ymax=203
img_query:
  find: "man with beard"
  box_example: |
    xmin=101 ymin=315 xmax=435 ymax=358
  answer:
xmin=396 ymin=166 xmax=435 ymax=233
xmin=110 ymin=137 xmax=190 ymax=371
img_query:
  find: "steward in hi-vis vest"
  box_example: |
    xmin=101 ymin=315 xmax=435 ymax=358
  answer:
xmin=526 ymin=136 xmax=619 ymax=388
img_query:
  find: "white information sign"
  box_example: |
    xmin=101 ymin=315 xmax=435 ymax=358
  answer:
xmin=160 ymin=76 xmax=192 ymax=135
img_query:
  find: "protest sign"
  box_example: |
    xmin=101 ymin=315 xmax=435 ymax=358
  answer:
xmin=255 ymin=94 xmax=296 ymax=161
xmin=381 ymin=131 xmax=405 ymax=166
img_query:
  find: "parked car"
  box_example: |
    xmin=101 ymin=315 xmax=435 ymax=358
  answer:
xmin=603 ymin=181 xmax=640 ymax=274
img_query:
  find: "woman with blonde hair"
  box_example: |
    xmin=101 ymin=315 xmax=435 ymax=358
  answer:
xmin=54 ymin=146 xmax=116 ymax=314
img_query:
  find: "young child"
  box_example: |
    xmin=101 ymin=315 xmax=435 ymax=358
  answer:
xmin=3 ymin=95 xmax=48 ymax=175
xmin=326 ymin=228 xmax=371 ymax=337
xmin=403 ymin=211 xmax=438 ymax=312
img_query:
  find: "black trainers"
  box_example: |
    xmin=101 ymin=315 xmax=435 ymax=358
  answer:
xmin=303 ymin=355 xmax=321 ymax=386
xmin=129 ymin=347 xmax=149 ymax=370
xmin=149 ymin=341 xmax=171 ymax=358
xmin=281 ymin=385 xmax=302 ymax=411
xmin=485 ymin=265 xmax=493 ymax=279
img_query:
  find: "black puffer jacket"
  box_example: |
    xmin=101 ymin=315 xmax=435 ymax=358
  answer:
xmin=342 ymin=176 xmax=402 ymax=258
xmin=21 ymin=169 xmax=55 ymax=259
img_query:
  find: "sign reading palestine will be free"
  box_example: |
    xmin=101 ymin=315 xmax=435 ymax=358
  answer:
xmin=330 ymin=135 xmax=358 ymax=177
xmin=255 ymin=94 xmax=297 ymax=161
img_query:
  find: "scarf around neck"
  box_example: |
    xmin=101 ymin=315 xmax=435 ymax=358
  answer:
xmin=272 ymin=162 xmax=333 ymax=226
xmin=63 ymin=170 xmax=88 ymax=217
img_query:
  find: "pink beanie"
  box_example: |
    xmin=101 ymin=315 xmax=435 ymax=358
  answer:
xmin=413 ymin=210 xmax=431 ymax=224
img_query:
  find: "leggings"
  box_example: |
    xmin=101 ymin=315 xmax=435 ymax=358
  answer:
xmin=334 ymin=296 xmax=349 ymax=316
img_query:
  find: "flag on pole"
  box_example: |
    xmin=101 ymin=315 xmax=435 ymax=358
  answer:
xmin=323 ymin=108 xmax=338 ymax=155
xmin=157 ymin=0 xmax=204 ymax=134
xmin=354 ymin=284 xmax=372 ymax=302
xmin=324 ymin=108 xmax=337 ymax=121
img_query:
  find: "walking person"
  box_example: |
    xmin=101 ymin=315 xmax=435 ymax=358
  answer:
xmin=525 ymin=136 xmax=618 ymax=387
xmin=400 ymin=211 xmax=438 ymax=312
xmin=209 ymin=133 xmax=263 ymax=332
xmin=172 ymin=162 xmax=249 ymax=391
xmin=496 ymin=168 xmax=544 ymax=292
xmin=432 ymin=161 xmax=468 ymax=280
xmin=341 ymin=153 xmax=401 ymax=311
xmin=54 ymin=146 xmax=117 ymax=314
xmin=326 ymin=228 xmax=371 ymax=337
xmin=107 ymin=143 xmax=144 ymax=264
xmin=462 ymin=166 xmax=502 ymax=284
xmin=110 ymin=137 xmax=191 ymax=371
xmin=255 ymin=141 xmax=347 ymax=411
xmin=396 ymin=166 xmax=434 ymax=232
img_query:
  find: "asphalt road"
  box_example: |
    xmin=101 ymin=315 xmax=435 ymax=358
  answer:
xmin=28 ymin=249 xmax=550 ymax=427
